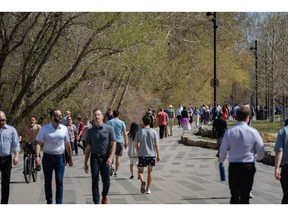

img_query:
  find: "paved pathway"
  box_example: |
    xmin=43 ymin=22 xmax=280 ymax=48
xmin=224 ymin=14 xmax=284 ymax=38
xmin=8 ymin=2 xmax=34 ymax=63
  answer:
xmin=8 ymin=125 xmax=282 ymax=204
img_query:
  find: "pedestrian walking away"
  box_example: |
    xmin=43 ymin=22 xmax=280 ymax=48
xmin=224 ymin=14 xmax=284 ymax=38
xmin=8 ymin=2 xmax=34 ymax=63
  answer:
xmin=0 ymin=111 xmax=21 ymax=204
xmin=176 ymin=104 xmax=183 ymax=127
xmin=35 ymin=109 xmax=73 ymax=204
xmin=125 ymin=122 xmax=139 ymax=179
xmin=107 ymin=110 xmax=127 ymax=177
xmin=157 ymin=108 xmax=168 ymax=139
xmin=219 ymin=106 xmax=265 ymax=204
xmin=84 ymin=108 xmax=116 ymax=204
xmin=166 ymin=105 xmax=175 ymax=136
xmin=136 ymin=116 xmax=160 ymax=195
xmin=274 ymin=122 xmax=288 ymax=204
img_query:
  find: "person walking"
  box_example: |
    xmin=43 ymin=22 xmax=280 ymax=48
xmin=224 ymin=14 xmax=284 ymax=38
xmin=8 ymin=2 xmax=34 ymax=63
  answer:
xmin=75 ymin=115 xmax=85 ymax=156
xmin=166 ymin=105 xmax=175 ymax=136
xmin=66 ymin=116 xmax=78 ymax=157
xmin=219 ymin=106 xmax=265 ymax=204
xmin=125 ymin=122 xmax=139 ymax=179
xmin=136 ymin=116 xmax=160 ymax=194
xmin=82 ymin=116 xmax=92 ymax=153
xmin=212 ymin=112 xmax=227 ymax=157
xmin=84 ymin=108 xmax=116 ymax=204
xmin=35 ymin=109 xmax=73 ymax=204
xmin=176 ymin=104 xmax=183 ymax=127
xmin=106 ymin=110 xmax=127 ymax=177
xmin=157 ymin=108 xmax=168 ymax=139
xmin=274 ymin=122 xmax=288 ymax=204
xmin=0 ymin=111 xmax=20 ymax=204
xmin=181 ymin=106 xmax=191 ymax=134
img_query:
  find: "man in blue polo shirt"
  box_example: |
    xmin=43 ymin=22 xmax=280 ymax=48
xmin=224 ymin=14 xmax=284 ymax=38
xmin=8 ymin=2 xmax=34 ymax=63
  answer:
xmin=84 ymin=108 xmax=116 ymax=204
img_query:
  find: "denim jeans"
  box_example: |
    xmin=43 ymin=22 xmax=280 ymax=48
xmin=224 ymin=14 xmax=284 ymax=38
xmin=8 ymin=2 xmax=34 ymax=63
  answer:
xmin=42 ymin=153 xmax=65 ymax=204
xmin=90 ymin=154 xmax=110 ymax=204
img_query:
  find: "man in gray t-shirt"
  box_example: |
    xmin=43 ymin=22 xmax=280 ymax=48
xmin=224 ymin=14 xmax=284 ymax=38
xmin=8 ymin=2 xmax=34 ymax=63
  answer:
xmin=135 ymin=116 xmax=160 ymax=195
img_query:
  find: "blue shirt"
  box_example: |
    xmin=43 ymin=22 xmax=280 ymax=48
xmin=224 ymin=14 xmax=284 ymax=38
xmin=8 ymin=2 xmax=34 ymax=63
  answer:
xmin=0 ymin=124 xmax=21 ymax=156
xmin=219 ymin=121 xmax=265 ymax=163
xmin=107 ymin=118 xmax=126 ymax=143
xmin=274 ymin=126 xmax=288 ymax=166
xmin=86 ymin=123 xmax=116 ymax=155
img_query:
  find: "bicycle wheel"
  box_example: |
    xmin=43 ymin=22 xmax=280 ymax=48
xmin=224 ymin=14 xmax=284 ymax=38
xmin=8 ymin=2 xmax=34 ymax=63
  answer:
xmin=23 ymin=156 xmax=32 ymax=183
xmin=32 ymin=160 xmax=38 ymax=182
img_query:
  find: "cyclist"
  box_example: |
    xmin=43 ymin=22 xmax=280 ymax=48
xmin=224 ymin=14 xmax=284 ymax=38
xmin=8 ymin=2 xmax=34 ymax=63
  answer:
xmin=22 ymin=116 xmax=41 ymax=171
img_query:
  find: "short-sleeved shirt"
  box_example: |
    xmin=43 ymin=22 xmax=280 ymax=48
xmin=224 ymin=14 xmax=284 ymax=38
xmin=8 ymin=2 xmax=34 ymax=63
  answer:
xmin=107 ymin=118 xmax=126 ymax=143
xmin=0 ymin=124 xmax=20 ymax=156
xmin=135 ymin=128 xmax=159 ymax=157
xmin=67 ymin=124 xmax=77 ymax=143
xmin=166 ymin=108 xmax=175 ymax=118
xmin=274 ymin=126 xmax=288 ymax=166
xmin=36 ymin=122 xmax=70 ymax=155
xmin=157 ymin=111 xmax=168 ymax=126
xmin=86 ymin=123 xmax=116 ymax=155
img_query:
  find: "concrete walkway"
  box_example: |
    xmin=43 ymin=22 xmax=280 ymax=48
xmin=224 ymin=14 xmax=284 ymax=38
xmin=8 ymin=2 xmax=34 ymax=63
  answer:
xmin=8 ymin=125 xmax=282 ymax=204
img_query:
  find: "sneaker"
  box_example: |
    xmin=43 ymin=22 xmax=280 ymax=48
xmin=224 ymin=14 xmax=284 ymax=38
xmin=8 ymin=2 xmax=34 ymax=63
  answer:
xmin=146 ymin=188 xmax=151 ymax=194
xmin=109 ymin=166 xmax=114 ymax=176
xmin=140 ymin=181 xmax=146 ymax=193
xmin=249 ymin=191 xmax=254 ymax=199
xmin=114 ymin=172 xmax=118 ymax=177
xmin=129 ymin=175 xmax=134 ymax=179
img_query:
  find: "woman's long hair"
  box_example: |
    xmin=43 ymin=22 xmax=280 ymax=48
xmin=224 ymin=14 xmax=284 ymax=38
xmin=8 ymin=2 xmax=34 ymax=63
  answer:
xmin=128 ymin=122 xmax=139 ymax=141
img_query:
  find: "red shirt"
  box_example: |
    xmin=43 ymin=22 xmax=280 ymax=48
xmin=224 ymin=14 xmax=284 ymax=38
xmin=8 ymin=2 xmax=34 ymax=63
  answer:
xmin=157 ymin=111 xmax=168 ymax=126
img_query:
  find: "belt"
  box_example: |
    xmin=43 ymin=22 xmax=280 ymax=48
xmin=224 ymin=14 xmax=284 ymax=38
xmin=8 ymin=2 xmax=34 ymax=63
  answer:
xmin=0 ymin=155 xmax=11 ymax=160
xmin=92 ymin=153 xmax=109 ymax=158
xmin=44 ymin=153 xmax=63 ymax=157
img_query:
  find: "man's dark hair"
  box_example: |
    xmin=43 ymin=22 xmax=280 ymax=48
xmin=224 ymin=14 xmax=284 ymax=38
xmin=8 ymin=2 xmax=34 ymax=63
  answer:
xmin=93 ymin=108 xmax=103 ymax=114
xmin=237 ymin=106 xmax=250 ymax=121
xmin=50 ymin=109 xmax=60 ymax=117
xmin=142 ymin=116 xmax=151 ymax=125
xmin=113 ymin=110 xmax=120 ymax=117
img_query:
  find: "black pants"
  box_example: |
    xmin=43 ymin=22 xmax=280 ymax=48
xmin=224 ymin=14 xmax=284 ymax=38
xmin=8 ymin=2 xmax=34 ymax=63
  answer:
xmin=228 ymin=163 xmax=255 ymax=204
xmin=0 ymin=155 xmax=12 ymax=204
xmin=177 ymin=115 xmax=182 ymax=127
xmin=280 ymin=164 xmax=288 ymax=204
xmin=159 ymin=125 xmax=165 ymax=139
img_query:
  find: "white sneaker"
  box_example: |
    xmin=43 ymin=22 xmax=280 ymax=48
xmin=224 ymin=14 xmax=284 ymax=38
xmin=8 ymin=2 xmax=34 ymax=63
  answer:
xmin=146 ymin=188 xmax=151 ymax=194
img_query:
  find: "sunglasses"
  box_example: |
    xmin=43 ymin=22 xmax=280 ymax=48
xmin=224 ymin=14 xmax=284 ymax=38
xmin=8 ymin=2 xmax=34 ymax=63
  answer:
xmin=0 ymin=119 xmax=6 ymax=122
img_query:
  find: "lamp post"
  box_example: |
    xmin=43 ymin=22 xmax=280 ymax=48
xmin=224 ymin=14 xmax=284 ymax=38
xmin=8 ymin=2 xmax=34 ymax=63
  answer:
xmin=250 ymin=40 xmax=258 ymax=120
xmin=206 ymin=12 xmax=218 ymax=120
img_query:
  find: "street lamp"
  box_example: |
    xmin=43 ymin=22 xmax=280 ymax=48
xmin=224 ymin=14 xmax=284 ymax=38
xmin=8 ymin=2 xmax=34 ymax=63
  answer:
xmin=206 ymin=12 xmax=218 ymax=120
xmin=250 ymin=40 xmax=259 ymax=120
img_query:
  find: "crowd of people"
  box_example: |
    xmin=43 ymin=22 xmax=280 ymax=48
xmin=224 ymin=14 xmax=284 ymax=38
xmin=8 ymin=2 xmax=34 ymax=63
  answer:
xmin=1 ymin=101 xmax=288 ymax=205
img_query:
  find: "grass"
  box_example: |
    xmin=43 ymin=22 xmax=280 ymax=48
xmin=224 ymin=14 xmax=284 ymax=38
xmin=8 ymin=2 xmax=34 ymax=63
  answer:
xmin=227 ymin=119 xmax=284 ymax=134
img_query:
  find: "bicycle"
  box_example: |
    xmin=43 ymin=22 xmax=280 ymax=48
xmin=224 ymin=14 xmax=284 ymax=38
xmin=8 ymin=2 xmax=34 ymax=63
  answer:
xmin=23 ymin=142 xmax=39 ymax=183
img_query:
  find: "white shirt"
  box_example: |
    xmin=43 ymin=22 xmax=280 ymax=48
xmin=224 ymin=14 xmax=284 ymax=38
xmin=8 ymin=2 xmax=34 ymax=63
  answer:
xmin=36 ymin=122 xmax=70 ymax=155
xmin=219 ymin=121 xmax=265 ymax=163
xmin=176 ymin=107 xmax=183 ymax=116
